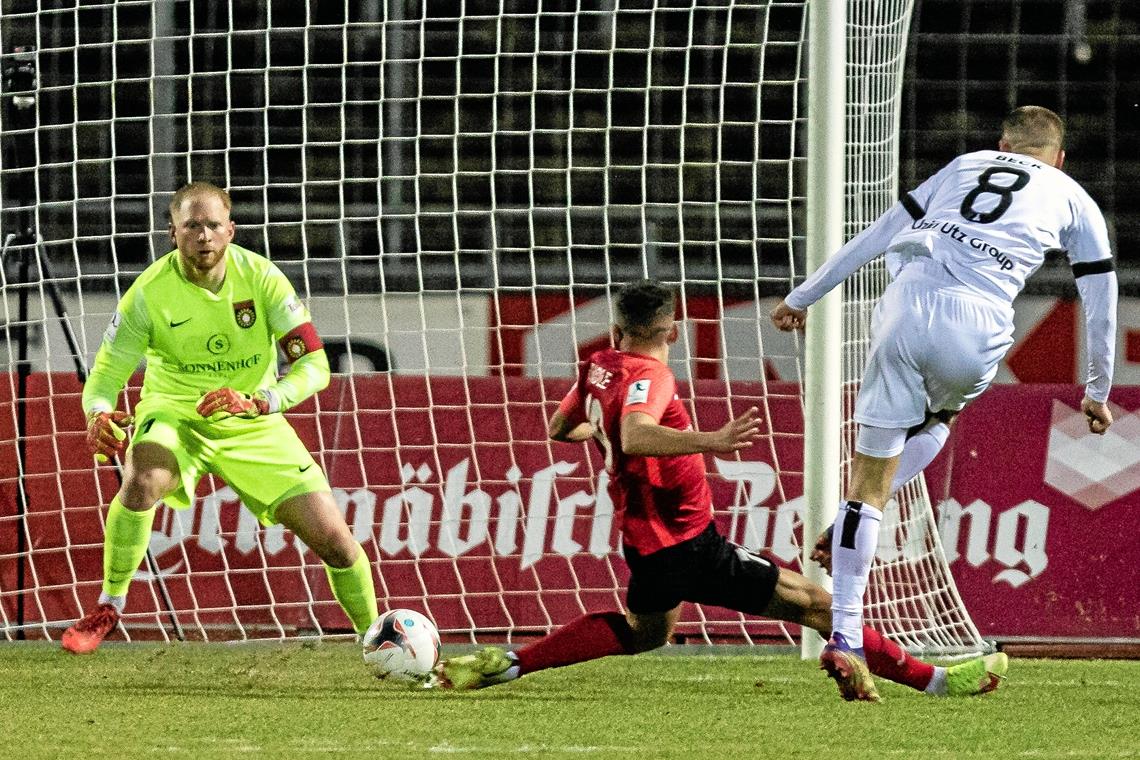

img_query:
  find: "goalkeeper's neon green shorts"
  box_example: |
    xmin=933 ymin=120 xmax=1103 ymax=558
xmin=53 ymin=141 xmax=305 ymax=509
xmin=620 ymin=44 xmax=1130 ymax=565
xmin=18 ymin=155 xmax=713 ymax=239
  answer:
xmin=130 ymin=397 xmax=329 ymax=526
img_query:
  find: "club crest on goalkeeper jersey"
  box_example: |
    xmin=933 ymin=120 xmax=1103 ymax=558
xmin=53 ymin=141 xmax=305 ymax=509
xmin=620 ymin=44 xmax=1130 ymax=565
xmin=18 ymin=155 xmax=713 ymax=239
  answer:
xmin=83 ymin=244 xmax=311 ymax=413
xmin=558 ymin=348 xmax=713 ymax=555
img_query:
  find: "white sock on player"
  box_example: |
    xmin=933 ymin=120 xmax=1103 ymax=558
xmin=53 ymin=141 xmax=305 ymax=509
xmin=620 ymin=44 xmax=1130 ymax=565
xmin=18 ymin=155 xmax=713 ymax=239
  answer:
xmin=889 ymin=421 xmax=950 ymax=495
xmin=829 ymin=500 xmax=883 ymax=650
xmin=97 ymin=592 xmax=126 ymax=613
xmin=925 ymin=666 xmax=948 ymax=695
xmin=504 ymin=650 xmax=521 ymax=681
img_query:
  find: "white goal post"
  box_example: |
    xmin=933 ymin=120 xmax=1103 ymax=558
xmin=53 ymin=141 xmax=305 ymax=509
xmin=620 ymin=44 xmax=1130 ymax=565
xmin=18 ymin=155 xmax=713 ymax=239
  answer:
xmin=0 ymin=1 xmax=985 ymax=655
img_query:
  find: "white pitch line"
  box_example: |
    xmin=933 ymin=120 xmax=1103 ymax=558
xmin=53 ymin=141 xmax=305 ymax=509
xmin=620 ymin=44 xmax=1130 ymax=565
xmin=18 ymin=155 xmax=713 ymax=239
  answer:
xmin=427 ymin=741 xmax=643 ymax=754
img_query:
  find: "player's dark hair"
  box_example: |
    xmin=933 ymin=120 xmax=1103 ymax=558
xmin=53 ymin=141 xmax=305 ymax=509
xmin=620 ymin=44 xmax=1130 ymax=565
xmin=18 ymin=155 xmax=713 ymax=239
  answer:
xmin=615 ymin=280 xmax=677 ymax=341
xmin=1001 ymin=106 xmax=1064 ymax=152
xmin=169 ymin=181 xmax=233 ymax=219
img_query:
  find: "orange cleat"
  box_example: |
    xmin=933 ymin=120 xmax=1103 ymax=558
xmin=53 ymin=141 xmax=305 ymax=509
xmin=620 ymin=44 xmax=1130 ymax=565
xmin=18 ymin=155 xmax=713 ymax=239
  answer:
xmin=61 ymin=603 xmax=120 ymax=654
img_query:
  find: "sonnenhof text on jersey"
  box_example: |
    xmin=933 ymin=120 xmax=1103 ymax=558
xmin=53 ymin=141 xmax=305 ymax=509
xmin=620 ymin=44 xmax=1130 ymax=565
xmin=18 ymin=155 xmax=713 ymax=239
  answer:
xmin=910 ymin=218 xmax=1016 ymax=271
xmin=176 ymin=353 xmax=263 ymax=374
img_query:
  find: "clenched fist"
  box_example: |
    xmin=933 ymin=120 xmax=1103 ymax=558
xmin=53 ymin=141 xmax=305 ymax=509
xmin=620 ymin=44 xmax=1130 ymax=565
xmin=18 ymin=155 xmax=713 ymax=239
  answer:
xmin=769 ymin=300 xmax=807 ymax=332
xmin=809 ymin=525 xmax=833 ymax=576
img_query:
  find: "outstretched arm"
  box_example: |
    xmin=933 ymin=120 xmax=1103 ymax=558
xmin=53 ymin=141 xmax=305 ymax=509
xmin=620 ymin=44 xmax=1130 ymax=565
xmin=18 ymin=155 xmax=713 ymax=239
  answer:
xmin=1074 ymin=265 xmax=1117 ymax=434
xmin=621 ymin=407 xmax=761 ymax=456
xmin=771 ymin=202 xmax=914 ymax=331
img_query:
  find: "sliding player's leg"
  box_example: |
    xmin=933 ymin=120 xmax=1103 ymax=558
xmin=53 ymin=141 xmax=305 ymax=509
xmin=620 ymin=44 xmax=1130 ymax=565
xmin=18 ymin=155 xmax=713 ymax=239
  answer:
xmin=513 ymin=599 xmax=676 ymax=675
xmin=216 ymin=415 xmax=378 ymax=636
xmin=436 ymin=607 xmax=674 ymax=690
xmin=436 ymin=610 xmax=663 ymax=690
xmin=63 ymin=410 xmax=194 ymax=654
xmin=436 ymin=531 xmax=697 ymax=689
xmin=679 ymin=526 xmax=929 ymax=702
xmin=861 ymin=626 xmax=1008 ymax=696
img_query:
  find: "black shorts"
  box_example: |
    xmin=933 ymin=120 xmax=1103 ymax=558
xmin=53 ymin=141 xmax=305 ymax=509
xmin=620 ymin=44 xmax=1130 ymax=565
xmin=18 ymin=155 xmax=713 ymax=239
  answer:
xmin=622 ymin=522 xmax=781 ymax=615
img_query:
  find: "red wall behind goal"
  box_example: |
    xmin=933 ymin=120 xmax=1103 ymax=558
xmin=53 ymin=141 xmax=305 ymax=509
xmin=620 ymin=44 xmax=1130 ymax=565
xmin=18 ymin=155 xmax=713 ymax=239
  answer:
xmin=923 ymin=384 xmax=1140 ymax=641
xmin=0 ymin=374 xmax=1136 ymax=641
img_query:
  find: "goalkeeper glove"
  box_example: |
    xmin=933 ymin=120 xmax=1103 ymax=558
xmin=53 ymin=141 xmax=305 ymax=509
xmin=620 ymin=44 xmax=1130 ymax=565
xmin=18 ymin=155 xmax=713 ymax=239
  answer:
xmin=87 ymin=410 xmax=133 ymax=463
xmin=196 ymin=388 xmax=271 ymax=420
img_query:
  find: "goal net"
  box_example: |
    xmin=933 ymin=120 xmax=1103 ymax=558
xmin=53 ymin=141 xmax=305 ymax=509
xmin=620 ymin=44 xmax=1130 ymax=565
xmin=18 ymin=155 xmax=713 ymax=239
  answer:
xmin=0 ymin=1 xmax=985 ymax=654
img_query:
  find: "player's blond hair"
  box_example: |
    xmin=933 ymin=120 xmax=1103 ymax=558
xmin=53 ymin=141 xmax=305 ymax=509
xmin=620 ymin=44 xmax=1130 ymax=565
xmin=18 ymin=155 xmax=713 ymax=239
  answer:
xmin=169 ymin=181 xmax=233 ymax=219
xmin=615 ymin=280 xmax=677 ymax=342
xmin=1001 ymin=106 xmax=1064 ymax=153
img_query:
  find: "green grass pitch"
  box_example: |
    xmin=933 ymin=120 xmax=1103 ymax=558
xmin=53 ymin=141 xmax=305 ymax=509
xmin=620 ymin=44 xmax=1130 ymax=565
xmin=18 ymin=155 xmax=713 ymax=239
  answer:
xmin=1 ymin=642 xmax=1136 ymax=759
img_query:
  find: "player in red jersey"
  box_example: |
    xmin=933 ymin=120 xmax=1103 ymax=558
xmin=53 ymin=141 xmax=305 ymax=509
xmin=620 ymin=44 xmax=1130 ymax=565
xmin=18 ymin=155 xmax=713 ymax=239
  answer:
xmin=435 ymin=280 xmax=1006 ymax=699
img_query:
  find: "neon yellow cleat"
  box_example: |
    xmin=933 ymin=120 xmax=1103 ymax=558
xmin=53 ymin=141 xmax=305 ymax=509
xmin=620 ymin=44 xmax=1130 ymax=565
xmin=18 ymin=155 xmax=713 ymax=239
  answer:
xmin=435 ymin=646 xmax=516 ymax=690
xmin=946 ymin=652 xmax=1009 ymax=696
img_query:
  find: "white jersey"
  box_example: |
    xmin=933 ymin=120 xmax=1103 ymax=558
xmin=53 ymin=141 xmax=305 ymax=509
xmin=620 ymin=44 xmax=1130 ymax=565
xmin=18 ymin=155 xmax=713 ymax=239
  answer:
xmin=785 ymin=149 xmax=1117 ymax=402
xmin=887 ymin=150 xmax=1111 ymax=304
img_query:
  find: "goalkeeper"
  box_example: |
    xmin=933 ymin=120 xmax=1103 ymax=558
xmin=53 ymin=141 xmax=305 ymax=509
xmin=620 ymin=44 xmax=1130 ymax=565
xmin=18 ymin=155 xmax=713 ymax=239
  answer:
xmin=63 ymin=182 xmax=377 ymax=653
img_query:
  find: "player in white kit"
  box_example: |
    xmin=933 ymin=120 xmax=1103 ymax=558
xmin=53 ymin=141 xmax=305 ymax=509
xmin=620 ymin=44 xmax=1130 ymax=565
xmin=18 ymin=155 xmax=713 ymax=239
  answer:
xmin=770 ymin=106 xmax=1118 ymax=700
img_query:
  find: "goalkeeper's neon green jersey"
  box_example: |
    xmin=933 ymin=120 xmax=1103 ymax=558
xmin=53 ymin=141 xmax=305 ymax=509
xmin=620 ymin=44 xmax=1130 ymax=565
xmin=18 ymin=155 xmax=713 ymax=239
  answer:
xmin=83 ymin=244 xmax=313 ymax=415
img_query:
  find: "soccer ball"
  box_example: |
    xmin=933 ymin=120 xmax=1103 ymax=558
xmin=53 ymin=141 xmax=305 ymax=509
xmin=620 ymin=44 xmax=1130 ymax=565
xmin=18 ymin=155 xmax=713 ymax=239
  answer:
xmin=362 ymin=608 xmax=441 ymax=683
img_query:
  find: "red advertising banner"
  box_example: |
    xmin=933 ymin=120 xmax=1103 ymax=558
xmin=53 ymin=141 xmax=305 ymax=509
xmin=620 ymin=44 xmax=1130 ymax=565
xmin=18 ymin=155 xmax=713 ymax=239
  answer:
xmin=924 ymin=384 xmax=1140 ymax=639
xmin=0 ymin=373 xmax=800 ymax=639
xmin=1 ymin=374 xmax=1136 ymax=641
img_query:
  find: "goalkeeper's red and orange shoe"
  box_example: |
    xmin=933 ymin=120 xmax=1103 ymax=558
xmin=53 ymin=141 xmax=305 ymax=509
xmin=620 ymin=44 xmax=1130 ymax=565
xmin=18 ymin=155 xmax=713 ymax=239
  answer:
xmin=61 ymin=603 xmax=120 ymax=654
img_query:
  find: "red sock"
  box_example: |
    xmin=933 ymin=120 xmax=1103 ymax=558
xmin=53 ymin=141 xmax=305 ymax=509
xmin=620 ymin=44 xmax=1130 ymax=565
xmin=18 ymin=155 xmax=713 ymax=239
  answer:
xmin=862 ymin=625 xmax=935 ymax=692
xmin=515 ymin=611 xmax=637 ymax=676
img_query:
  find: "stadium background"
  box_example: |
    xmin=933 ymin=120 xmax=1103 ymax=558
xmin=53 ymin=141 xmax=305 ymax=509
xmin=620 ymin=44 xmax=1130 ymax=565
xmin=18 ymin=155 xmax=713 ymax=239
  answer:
xmin=7 ymin=0 xmax=1140 ymax=290
xmin=5 ymin=1 xmax=1140 ymax=379
xmin=0 ymin=0 xmax=1137 ymax=647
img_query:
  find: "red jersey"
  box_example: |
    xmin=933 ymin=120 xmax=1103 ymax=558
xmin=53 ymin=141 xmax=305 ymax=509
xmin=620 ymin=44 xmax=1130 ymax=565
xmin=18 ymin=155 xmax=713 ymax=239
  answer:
xmin=558 ymin=348 xmax=713 ymax=554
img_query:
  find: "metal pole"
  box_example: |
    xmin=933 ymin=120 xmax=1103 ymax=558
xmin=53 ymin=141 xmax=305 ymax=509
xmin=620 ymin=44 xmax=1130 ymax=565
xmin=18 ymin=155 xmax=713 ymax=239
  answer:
xmin=801 ymin=0 xmax=845 ymax=660
xmin=3 ymin=46 xmax=38 ymax=640
xmin=15 ymin=236 xmax=30 ymax=639
xmin=382 ymin=0 xmax=405 ymax=259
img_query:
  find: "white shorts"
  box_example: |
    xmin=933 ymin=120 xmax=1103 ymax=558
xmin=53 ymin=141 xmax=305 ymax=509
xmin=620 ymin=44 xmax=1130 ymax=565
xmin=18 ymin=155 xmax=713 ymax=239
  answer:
xmin=854 ymin=270 xmax=1015 ymax=429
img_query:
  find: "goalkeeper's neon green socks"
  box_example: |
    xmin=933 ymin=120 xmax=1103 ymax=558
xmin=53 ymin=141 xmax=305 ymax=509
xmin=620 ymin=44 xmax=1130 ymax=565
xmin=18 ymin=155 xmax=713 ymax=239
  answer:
xmin=325 ymin=547 xmax=379 ymax=635
xmin=99 ymin=496 xmax=157 ymax=609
